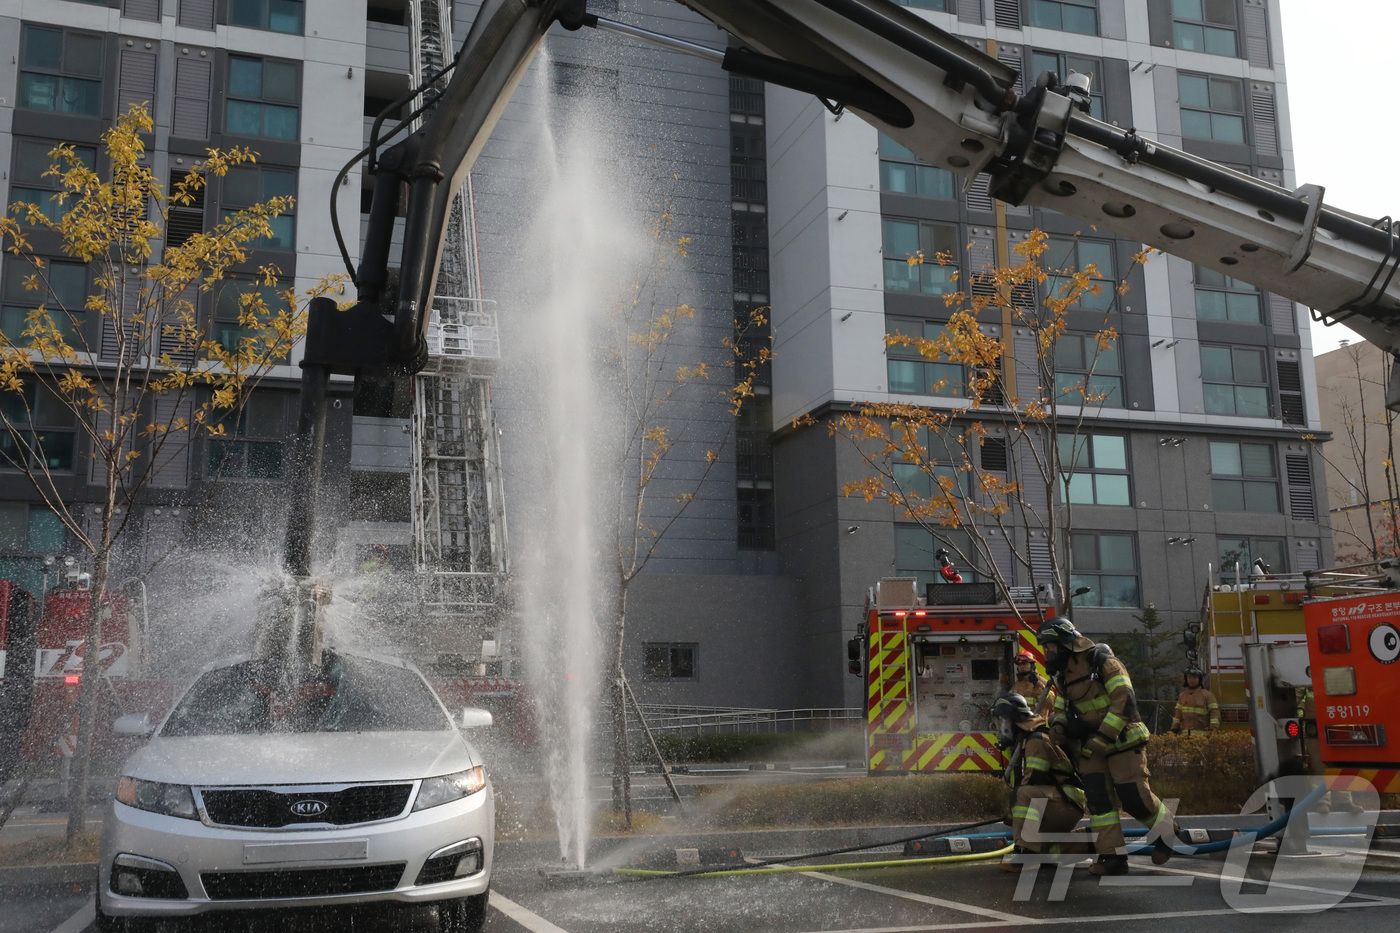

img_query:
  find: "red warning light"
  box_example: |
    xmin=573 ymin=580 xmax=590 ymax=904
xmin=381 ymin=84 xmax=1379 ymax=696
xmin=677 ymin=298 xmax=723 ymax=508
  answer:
xmin=1284 ymin=720 xmax=1301 ymax=739
xmin=64 ymin=674 xmax=81 ymax=686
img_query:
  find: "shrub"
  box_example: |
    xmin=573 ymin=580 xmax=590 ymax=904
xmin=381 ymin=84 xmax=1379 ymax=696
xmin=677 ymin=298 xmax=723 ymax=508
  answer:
xmin=693 ymin=774 xmax=1006 ymax=829
xmin=1146 ymin=730 xmax=1257 ymax=815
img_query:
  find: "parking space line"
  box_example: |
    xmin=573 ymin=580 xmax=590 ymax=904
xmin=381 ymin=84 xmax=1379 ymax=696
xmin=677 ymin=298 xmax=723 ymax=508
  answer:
xmin=792 ymin=897 xmax=1400 ymax=933
xmin=49 ymin=897 xmax=93 ymax=933
xmin=800 ymin=871 xmax=1028 ymax=923
xmin=490 ymin=891 xmax=572 ymax=933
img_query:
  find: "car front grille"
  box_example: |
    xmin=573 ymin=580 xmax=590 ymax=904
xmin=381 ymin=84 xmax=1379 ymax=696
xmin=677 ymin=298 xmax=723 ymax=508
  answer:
xmin=199 ymin=783 xmax=413 ymax=828
xmin=201 ymin=863 xmax=407 ymax=900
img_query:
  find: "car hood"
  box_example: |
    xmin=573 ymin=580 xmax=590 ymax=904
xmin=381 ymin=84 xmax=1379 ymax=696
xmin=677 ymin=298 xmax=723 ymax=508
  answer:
xmin=125 ymin=731 xmax=480 ymax=786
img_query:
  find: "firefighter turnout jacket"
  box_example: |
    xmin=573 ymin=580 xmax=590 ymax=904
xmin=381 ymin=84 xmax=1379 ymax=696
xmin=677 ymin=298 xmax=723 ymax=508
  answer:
xmin=1050 ymin=636 xmax=1174 ymax=858
xmin=1004 ymin=718 xmax=1088 ymax=856
xmin=1048 ymin=636 xmax=1149 ymax=755
xmin=1170 ymin=686 xmax=1219 ymax=733
xmin=1014 ymin=671 xmax=1047 ymax=708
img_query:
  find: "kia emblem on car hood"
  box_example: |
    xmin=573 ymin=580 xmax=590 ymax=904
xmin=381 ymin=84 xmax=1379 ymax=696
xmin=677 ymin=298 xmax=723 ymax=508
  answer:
xmin=290 ymin=799 xmax=329 ymax=818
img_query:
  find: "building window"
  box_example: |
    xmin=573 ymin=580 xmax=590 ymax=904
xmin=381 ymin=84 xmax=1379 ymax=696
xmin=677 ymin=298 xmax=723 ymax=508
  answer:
xmin=0 ymin=384 xmax=77 ymax=472
xmin=0 ymin=504 xmax=68 ymax=594
xmin=2 ymin=258 xmax=89 ymax=348
xmin=1055 ymin=334 xmax=1123 ymax=408
xmin=220 ymin=166 xmax=297 ymax=250
xmin=891 ymin=427 xmax=969 ymax=499
xmin=226 ymin=56 xmax=300 ymax=140
xmin=1070 ymin=532 xmax=1138 ymax=608
xmin=18 ymin=25 xmax=103 ymax=117
xmin=1029 ymin=0 xmax=1098 ymax=35
xmin=1043 ymin=236 xmax=1116 ymax=311
xmin=1217 ymin=536 xmax=1286 ymax=581
xmin=210 ymin=277 xmax=289 ymax=359
xmin=1172 ymin=0 xmax=1238 ymax=57
xmin=896 ymin=524 xmax=973 ymax=593
xmin=883 ymin=220 xmax=958 ymax=295
xmin=1058 ymin=433 xmax=1130 ymax=505
xmin=1178 ymin=73 xmax=1245 ymax=144
xmin=887 ymin=318 xmax=963 ymax=397
xmin=892 ymin=0 xmax=953 ymax=9
xmin=207 ymin=393 xmax=285 ymax=479
xmin=1193 ymin=265 xmax=1261 ymax=322
xmin=1209 ymin=440 xmax=1279 ymax=512
xmin=1030 ymin=51 xmax=1103 ymax=120
xmin=230 ymin=0 xmax=305 ymax=34
xmin=737 ymin=488 xmax=775 ymax=550
xmin=879 ymin=134 xmax=955 ymax=199
xmin=10 ymin=140 xmax=97 ymax=225
xmin=1201 ymin=345 xmax=1268 ymax=416
xmin=643 ymin=643 xmax=697 ymax=681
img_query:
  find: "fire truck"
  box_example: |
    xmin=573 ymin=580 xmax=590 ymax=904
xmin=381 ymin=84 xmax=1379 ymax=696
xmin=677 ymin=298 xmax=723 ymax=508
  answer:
xmin=1204 ymin=575 xmax=1352 ymax=728
xmin=1223 ymin=560 xmax=1400 ymax=793
xmin=850 ymin=577 xmax=1050 ymax=774
xmin=0 ymin=580 xmax=166 ymax=769
xmin=1299 ymin=583 xmax=1400 ymax=795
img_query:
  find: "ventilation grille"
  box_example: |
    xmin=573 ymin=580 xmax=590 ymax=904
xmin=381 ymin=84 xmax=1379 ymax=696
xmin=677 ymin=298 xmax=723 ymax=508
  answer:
xmin=981 ymin=437 xmax=1009 ymax=472
xmin=1242 ymin=0 xmax=1272 ymax=68
xmin=1251 ymin=85 xmax=1279 ymax=156
xmin=966 ymin=175 xmax=995 ymax=214
xmin=1276 ymin=359 xmax=1304 ymax=425
xmin=994 ymin=0 xmax=1022 ymax=29
xmin=1286 ymin=454 xmax=1316 ymax=521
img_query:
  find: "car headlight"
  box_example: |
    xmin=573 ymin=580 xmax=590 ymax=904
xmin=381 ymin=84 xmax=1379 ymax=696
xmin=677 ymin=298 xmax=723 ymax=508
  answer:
xmin=116 ymin=777 xmax=198 ymax=820
xmin=413 ymin=766 xmax=486 ymax=811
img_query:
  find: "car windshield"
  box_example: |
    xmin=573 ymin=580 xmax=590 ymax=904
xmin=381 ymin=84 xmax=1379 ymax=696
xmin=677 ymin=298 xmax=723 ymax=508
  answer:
xmin=160 ymin=654 xmax=451 ymax=736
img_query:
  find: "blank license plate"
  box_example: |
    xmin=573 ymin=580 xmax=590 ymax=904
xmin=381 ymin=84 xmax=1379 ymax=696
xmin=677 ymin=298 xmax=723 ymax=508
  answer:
xmin=243 ymin=839 xmax=369 ymax=864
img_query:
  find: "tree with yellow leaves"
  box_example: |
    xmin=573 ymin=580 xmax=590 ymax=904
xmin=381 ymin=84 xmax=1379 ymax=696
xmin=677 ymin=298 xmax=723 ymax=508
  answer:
xmin=595 ymin=209 xmax=769 ymax=825
xmin=819 ymin=229 xmax=1150 ymax=621
xmin=0 ymin=106 xmax=340 ymax=846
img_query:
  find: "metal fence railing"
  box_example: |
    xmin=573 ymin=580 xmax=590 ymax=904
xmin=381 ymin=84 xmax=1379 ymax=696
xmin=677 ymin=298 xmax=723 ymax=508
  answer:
xmin=629 ymin=706 xmax=862 ymax=736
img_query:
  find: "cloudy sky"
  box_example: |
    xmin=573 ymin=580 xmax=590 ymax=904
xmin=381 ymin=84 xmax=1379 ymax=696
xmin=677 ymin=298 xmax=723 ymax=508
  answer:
xmin=1277 ymin=0 xmax=1387 ymax=354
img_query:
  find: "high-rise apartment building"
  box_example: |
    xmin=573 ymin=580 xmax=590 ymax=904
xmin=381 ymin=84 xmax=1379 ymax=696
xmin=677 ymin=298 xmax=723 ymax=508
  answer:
xmin=0 ymin=1 xmax=1331 ymax=713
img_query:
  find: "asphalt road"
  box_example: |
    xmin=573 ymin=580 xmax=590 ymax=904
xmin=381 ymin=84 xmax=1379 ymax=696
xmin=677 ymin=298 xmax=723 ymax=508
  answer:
xmin=12 ymin=827 xmax=1400 ymax=932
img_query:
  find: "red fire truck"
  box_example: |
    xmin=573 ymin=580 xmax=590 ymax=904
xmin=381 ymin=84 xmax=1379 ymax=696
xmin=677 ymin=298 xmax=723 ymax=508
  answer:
xmin=1300 ymin=582 xmax=1400 ymax=795
xmin=0 ymin=581 xmax=163 ymax=767
xmin=850 ymin=577 xmax=1052 ymax=774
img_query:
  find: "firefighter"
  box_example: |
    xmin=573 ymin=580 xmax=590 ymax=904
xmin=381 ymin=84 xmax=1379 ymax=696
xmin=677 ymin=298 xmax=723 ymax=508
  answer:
xmin=1038 ymin=616 xmax=1178 ymax=876
xmin=993 ymin=693 xmax=1088 ymax=871
xmin=1169 ymin=667 xmax=1219 ymax=734
xmin=1012 ymin=650 xmax=1047 ymax=709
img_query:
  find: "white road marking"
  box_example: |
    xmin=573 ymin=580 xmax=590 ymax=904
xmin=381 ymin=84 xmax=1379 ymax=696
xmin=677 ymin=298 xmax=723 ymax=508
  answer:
xmin=800 ymin=872 xmax=1028 ymax=923
xmin=49 ymin=897 xmax=93 ymax=933
xmin=490 ymin=891 xmax=572 ymax=933
xmin=795 ymin=898 xmax=1400 ymax=933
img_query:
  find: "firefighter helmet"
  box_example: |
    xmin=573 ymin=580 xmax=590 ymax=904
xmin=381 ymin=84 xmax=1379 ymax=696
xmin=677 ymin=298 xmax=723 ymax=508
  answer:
xmin=1036 ymin=616 xmax=1081 ymax=648
xmin=1014 ymin=650 xmax=1035 ymax=665
xmin=1184 ymin=666 xmax=1204 ymax=686
xmin=993 ymin=693 xmax=1035 ymax=723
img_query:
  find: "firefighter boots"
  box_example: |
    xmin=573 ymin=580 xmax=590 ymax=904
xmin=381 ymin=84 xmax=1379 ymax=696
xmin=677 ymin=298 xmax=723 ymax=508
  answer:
xmin=1089 ymin=854 xmax=1129 ymax=876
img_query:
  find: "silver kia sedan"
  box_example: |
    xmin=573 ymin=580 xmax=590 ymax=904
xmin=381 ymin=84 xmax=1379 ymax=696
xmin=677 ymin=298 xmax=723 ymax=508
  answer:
xmin=97 ymin=651 xmax=494 ymax=932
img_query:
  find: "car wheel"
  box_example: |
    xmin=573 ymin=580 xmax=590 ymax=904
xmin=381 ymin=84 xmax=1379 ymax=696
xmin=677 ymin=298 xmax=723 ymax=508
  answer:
xmin=439 ymin=891 xmax=488 ymax=933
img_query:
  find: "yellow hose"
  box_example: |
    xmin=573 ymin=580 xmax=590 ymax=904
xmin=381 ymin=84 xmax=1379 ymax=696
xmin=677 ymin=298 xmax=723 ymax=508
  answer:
xmin=613 ymin=843 xmax=1015 ymax=878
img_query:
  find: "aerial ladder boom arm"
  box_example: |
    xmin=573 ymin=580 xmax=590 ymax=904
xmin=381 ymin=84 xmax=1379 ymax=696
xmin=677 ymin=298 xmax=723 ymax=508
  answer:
xmin=284 ymin=0 xmax=1400 ymax=586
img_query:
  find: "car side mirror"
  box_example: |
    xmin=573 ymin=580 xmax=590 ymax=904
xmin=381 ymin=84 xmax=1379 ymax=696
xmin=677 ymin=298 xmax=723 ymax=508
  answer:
xmin=113 ymin=713 xmax=153 ymax=737
xmin=460 ymin=707 xmax=493 ymax=729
